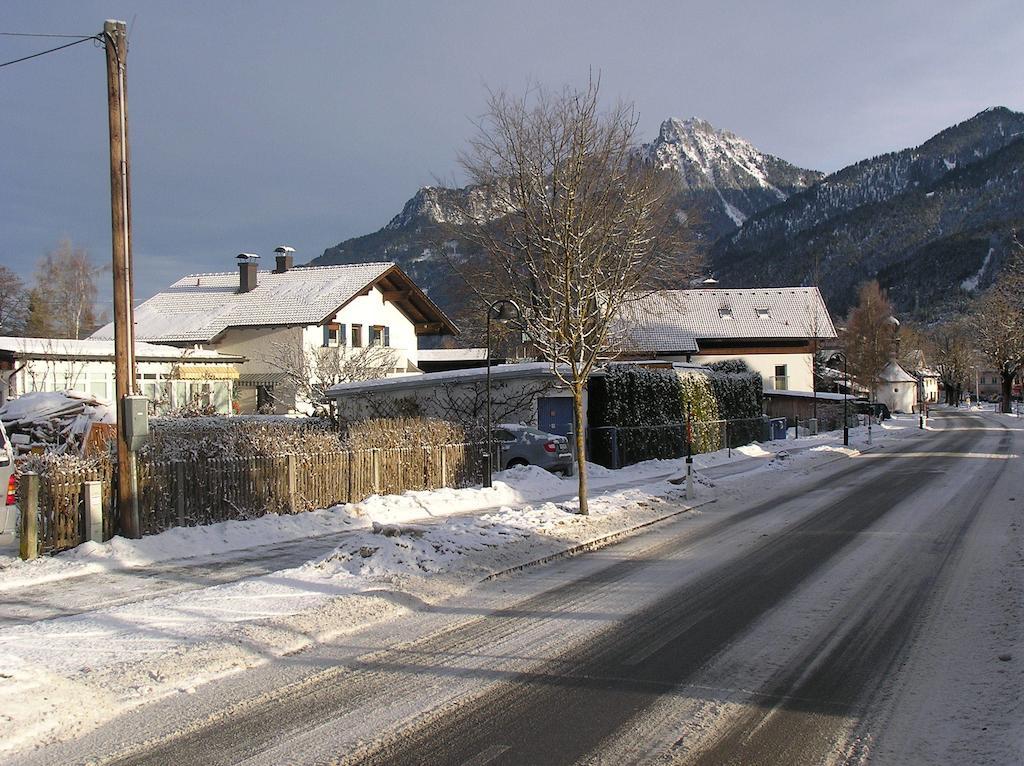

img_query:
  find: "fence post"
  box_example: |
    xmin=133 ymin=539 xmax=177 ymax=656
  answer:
xmin=725 ymin=420 xmax=731 ymax=458
xmin=611 ymin=427 xmax=620 ymax=470
xmin=440 ymin=446 xmax=448 ymax=487
xmin=175 ymin=461 xmax=186 ymax=528
xmin=19 ymin=472 xmax=38 ymax=560
xmin=371 ymin=449 xmax=381 ymax=494
xmin=287 ymin=454 xmax=297 ymax=513
xmin=83 ymin=480 xmax=104 ymax=544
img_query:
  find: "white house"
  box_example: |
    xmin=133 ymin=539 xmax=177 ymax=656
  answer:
xmin=621 ymin=287 xmax=837 ymax=392
xmin=0 ymin=337 xmax=244 ymax=414
xmin=91 ymin=254 xmax=458 ymax=414
xmin=875 ymin=360 xmax=919 ymax=414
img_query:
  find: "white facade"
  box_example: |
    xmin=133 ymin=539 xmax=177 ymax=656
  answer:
xmin=692 ymin=351 xmax=815 ymax=392
xmin=209 ymin=285 xmax=425 ymax=415
xmin=874 ymin=362 xmax=920 ymax=413
xmin=0 ymin=339 xmax=241 ymax=414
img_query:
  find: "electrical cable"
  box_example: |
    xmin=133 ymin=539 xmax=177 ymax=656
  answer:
xmin=0 ymin=35 xmax=99 ymax=69
xmin=0 ymin=32 xmax=95 ymax=38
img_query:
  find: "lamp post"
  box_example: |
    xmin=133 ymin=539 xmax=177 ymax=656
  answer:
xmin=835 ymin=326 xmax=850 ymax=447
xmin=484 ymin=298 xmax=521 ymax=488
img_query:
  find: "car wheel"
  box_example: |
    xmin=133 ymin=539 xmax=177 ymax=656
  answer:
xmin=506 ymin=458 xmax=529 ymax=469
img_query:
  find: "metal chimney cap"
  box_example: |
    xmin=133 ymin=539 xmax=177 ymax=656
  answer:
xmin=701 ymin=277 xmax=720 ymax=286
xmin=273 ymin=245 xmax=296 ymax=254
xmin=236 ymin=252 xmax=260 ymax=260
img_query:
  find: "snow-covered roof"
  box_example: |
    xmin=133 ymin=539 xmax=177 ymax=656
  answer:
xmin=622 ymin=287 xmax=836 ymax=351
xmin=879 ymin=360 xmax=918 ymax=383
xmin=90 ymin=262 xmax=457 ymax=344
xmin=417 ymin=348 xmax=489 ymax=362
xmin=763 ymin=389 xmax=854 ymax=401
xmin=327 ymin=362 xmax=602 ymax=397
xmin=0 ymin=337 xmax=244 ymax=363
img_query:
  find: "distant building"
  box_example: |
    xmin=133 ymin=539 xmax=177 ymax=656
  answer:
xmin=0 ymin=337 xmax=244 ymax=414
xmin=875 ymin=360 xmax=919 ymax=414
xmin=620 ymin=287 xmax=837 ymax=392
xmin=91 ymin=256 xmax=457 ymax=414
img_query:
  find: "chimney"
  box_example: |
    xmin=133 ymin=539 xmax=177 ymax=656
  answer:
xmin=273 ymin=245 xmax=295 ymax=273
xmin=236 ymin=253 xmax=259 ymax=293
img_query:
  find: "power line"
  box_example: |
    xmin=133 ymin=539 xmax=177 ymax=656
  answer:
xmin=0 ymin=32 xmax=95 ymax=38
xmin=0 ymin=35 xmax=99 ymax=69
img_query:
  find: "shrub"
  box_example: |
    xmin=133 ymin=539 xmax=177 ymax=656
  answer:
xmin=706 ymin=367 xmax=764 ymax=447
xmin=588 ymin=365 xmax=685 ymax=466
xmin=678 ymin=372 xmax=721 ymax=453
xmin=141 ymin=416 xmax=341 ymax=461
xmin=342 ymin=417 xmax=467 ymax=449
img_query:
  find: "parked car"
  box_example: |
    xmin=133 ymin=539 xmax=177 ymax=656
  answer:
xmin=0 ymin=421 xmax=17 ymax=535
xmin=851 ymin=400 xmax=891 ymax=421
xmin=492 ymin=424 xmax=574 ymax=476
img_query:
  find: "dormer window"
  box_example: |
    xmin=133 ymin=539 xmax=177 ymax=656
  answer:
xmin=718 ymin=306 xmax=734 ymax=319
xmin=756 ymin=308 xmax=770 ymax=318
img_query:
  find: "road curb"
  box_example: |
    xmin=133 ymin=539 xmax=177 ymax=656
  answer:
xmin=482 ymin=497 xmax=717 ymax=582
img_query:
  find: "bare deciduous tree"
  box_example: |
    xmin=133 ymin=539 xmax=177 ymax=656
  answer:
xmin=451 ymin=77 xmax=698 ymax=513
xmin=927 ymin=320 xmax=973 ymax=405
xmin=0 ymin=265 xmax=29 ymax=336
xmin=25 ymin=240 xmax=107 ymax=339
xmin=842 ymin=281 xmax=898 ymax=401
xmin=972 ymin=236 xmax=1024 ymax=412
xmin=263 ymin=342 xmax=400 ymax=416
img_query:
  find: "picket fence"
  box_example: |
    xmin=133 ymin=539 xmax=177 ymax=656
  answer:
xmin=27 ymin=443 xmax=484 ymax=555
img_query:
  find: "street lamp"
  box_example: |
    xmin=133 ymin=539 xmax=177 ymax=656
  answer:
xmin=484 ymin=298 xmax=521 ymax=488
xmin=836 ymin=326 xmax=850 ymax=447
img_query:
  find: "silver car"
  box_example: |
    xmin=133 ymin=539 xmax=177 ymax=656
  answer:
xmin=0 ymin=421 xmax=17 ymax=535
xmin=493 ymin=424 xmax=574 ymax=475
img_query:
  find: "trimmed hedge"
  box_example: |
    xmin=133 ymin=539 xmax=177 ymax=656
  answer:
xmin=588 ymin=362 xmax=765 ymax=467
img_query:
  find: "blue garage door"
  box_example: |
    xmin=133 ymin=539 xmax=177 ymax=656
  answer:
xmin=537 ymin=397 xmax=573 ymax=437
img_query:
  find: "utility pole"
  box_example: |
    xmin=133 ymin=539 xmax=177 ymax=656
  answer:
xmin=104 ymin=19 xmax=140 ymax=538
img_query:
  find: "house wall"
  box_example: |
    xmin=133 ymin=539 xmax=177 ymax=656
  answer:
xmin=8 ymin=358 xmax=233 ymax=414
xmin=875 ymin=380 xmax=918 ymax=413
xmin=332 ymin=376 xmax=582 ymax=434
xmin=211 ymin=287 xmax=424 ymax=415
xmin=922 ymin=377 xmax=939 ymax=403
xmin=664 ymin=351 xmax=815 ymax=392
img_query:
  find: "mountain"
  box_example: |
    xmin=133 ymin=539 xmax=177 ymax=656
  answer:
xmin=712 ymin=107 xmax=1024 ymax=319
xmin=313 ymin=117 xmax=822 ymax=318
xmin=640 ymin=117 xmax=822 ymax=239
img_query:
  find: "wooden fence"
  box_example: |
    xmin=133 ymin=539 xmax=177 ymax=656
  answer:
xmin=25 ymin=442 xmax=484 ymax=555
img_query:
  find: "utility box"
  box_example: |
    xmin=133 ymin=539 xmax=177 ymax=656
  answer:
xmin=768 ymin=417 xmax=787 ymax=441
xmin=122 ymin=395 xmax=150 ymax=451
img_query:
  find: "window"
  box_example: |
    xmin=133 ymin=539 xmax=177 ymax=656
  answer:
xmin=351 ymin=324 xmax=362 ymax=348
xmin=773 ymin=364 xmax=789 ymax=391
xmin=323 ymin=323 xmax=344 ymax=347
xmin=370 ymin=325 xmax=390 ymax=347
xmin=756 ymin=308 xmax=770 ymax=318
xmin=718 ymin=306 xmax=734 ymax=319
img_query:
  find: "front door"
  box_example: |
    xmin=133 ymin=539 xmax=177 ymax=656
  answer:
xmin=537 ymin=396 xmax=573 ymax=437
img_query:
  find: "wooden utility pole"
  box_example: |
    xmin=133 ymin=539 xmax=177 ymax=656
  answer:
xmin=104 ymin=19 xmax=140 ymax=538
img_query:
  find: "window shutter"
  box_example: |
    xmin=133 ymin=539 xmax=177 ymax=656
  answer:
xmin=323 ymin=325 xmax=330 ymax=347
xmin=383 ymin=326 xmax=390 ymax=347
xmin=339 ymin=324 xmax=347 ymax=346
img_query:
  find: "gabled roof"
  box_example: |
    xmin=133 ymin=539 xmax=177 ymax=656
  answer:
xmin=91 ymin=262 xmax=457 ymax=344
xmin=879 ymin=360 xmax=918 ymax=383
xmin=623 ymin=287 xmax=836 ymax=352
xmin=0 ymin=336 xmax=244 ymax=363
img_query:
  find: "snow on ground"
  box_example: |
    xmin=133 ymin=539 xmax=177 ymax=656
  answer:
xmin=0 ymin=417 xmax=932 ymax=755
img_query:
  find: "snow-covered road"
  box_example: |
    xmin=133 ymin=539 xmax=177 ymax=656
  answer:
xmin=5 ymin=410 xmax=1021 ymax=764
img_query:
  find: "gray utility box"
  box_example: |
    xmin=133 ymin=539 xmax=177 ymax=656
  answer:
xmin=122 ymin=395 xmax=150 ymax=452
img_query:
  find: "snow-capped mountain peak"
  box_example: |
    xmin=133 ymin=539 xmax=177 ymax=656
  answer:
xmin=642 ymin=117 xmax=822 ymax=234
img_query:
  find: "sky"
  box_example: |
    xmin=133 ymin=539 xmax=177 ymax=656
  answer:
xmin=2 ymin=0 xmax=1022 ymax=313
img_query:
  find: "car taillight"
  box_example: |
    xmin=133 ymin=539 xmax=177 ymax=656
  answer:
xmin=5 ymin=474 xmax=16 ymax=506
xmin=544 ymin=441 xmax=558 ymax=453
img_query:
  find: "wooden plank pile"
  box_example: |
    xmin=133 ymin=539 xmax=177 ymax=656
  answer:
xmin=0 ymin=390 xmax=115 ymax=457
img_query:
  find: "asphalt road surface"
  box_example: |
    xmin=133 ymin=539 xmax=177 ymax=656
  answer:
xmin=25 ymin=410 xmax=1022 ymax=765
